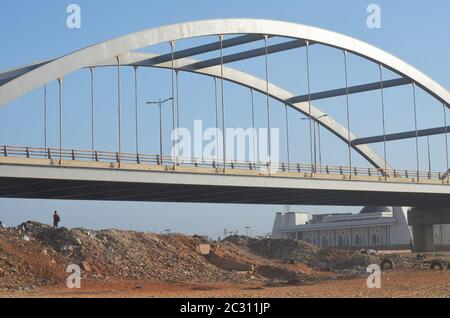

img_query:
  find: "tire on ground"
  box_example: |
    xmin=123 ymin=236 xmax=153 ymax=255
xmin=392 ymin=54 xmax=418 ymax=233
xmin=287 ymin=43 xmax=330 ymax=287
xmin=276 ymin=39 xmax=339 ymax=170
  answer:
xmin=412 ymin=263 xmax=421 ymax=270
xmin=430 ymin=260 xmax=443 ymax=270
xmin=381 ymin=259 xmax=393 ymax=270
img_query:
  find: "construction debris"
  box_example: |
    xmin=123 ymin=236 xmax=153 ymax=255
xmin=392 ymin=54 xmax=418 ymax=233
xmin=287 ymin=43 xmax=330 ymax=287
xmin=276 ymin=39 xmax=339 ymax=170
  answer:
xmin=0 ymin=222 xmax=382 ymax=291
xmin=223 ymin=236 xmax=377 ymax=272
xmin=196 ymin=244 xmax=211 ymax=256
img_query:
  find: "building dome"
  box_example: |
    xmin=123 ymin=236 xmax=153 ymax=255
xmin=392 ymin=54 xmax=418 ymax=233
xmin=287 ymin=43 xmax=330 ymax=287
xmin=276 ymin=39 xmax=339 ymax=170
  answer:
xmin=359 ymin=206 xmax=391 ymax=214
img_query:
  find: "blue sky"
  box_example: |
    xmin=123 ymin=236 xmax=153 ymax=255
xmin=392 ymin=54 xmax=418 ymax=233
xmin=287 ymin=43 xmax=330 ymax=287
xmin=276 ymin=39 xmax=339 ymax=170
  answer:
xmin=1 ymin=0 xmax=450 ymax=238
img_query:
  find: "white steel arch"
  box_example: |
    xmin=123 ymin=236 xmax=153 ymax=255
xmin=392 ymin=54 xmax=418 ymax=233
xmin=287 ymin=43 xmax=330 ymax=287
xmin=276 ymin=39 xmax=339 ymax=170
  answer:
xmin=1 ymin=19 xmax=449 ymax=169
xmin=1 ymin=19 xmax=449 ymax=107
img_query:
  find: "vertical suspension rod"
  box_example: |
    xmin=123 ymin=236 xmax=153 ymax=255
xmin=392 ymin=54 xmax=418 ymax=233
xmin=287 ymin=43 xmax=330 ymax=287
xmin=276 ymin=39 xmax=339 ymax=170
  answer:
xmin=264 ymin=35 xmax=271 ymax=165
xmin=58 ymin=77 xmax=63 ymax=161
xmin=285 ymin=104 xmax=291 ymax=171
xmin=44 ymin=84 xmax=47 ymax=151
xmin=90 ymin=67 xmax=95 ymax=159
xmin=412 ymin=82 xmax=420 ymax=179
xmin=219 ymin=35 xmax=226 ymax=171
xmin=343 ymin=50 xmax=352 ymax=177
xmin=134 ymin=66 xmax=139 ymax=156
xmin=379 ymin=64 xmax=388 ymax=180
xmin=176 ymin=70 xmax=180 ymax=161
xmin=317 ymin=122 xmax=322 ymax=169
xmin=305 ymin=41 xmax=314 ymax=172
xmin=214 ymin=77 xmax=219 ymax=163
xmin=251 ymin=88 xmax=256 ymax=163
xmin=116 ymin=56 xmax=122 ymax=162
xmin=443 ymin=103 xmax=449 ymax=173
xmin=170 ymin=41 xmax=176 ymax=159
xmin=427 ymin=136 xmax=432 ymax=174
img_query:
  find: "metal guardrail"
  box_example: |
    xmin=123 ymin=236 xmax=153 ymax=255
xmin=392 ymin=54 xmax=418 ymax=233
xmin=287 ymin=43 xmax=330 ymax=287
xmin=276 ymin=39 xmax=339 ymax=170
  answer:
xmin=1 ymin=145 xmax=449 ymax=182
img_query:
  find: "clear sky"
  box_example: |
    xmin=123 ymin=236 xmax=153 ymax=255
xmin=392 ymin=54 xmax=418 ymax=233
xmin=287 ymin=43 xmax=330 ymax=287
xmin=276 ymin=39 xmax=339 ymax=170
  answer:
xmin=1 ymin=0 xmax=450 ymax=238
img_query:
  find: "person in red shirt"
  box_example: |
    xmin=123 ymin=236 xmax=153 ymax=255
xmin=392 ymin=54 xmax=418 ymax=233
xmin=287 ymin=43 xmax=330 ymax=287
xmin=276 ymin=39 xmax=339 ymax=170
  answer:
xmin=53 ymin=211 xmax=61 ymax=228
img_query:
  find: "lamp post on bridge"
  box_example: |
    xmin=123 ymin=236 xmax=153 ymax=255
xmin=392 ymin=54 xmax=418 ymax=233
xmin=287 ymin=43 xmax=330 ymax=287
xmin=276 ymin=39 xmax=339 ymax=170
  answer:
xmin=146 ymin=97 xmax=173 ymax=165
xmin=244 ymin=226 xmax=251 ymax=237
xmin=427 ymin=136 xmax=432 ymax=174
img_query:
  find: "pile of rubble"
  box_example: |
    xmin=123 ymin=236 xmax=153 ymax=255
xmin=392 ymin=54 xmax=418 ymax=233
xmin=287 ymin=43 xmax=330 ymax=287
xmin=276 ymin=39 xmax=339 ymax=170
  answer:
xmin=224 ymin=236 xmax=377 ymax=272
xmin=6 ymin=222 xmax=250 ymax=281
xmin=0 ymin=224 xmax=68 ymax=291
xmin=0 ymin=222 xmax=378 ymax=291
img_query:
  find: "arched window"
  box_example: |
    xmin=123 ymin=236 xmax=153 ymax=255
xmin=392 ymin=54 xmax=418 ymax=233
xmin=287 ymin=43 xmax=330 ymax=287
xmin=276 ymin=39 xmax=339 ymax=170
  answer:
xmin=371 ymin=233 xmax=378 ymax=245
xmin=321 ymin=237 xmax=328 ymax=248
xmin=354 ymin=235 xmax=361 ymax=246
xmin=338 ymin=236 xmax=345 ymax=248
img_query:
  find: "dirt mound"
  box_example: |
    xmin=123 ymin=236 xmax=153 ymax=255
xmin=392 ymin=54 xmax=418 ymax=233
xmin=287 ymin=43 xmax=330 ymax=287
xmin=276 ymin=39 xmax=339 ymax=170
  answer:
xmin=0 ymin=226 xmax=68 ymax=290
xmin=0 ymin=223 xmax=378 ymax=291
xmin=224 ymin=236 xmax=376 ymax=271
xmin=210 ymin=240 xmax=318 ymax=279
xmin=0 ymin=222 xmax=248 ymax=290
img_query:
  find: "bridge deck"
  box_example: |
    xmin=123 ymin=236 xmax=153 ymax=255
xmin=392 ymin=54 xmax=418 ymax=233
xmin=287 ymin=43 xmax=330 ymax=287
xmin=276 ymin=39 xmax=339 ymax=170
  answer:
xmin=1 ymin=156 xmax=450 ymax=207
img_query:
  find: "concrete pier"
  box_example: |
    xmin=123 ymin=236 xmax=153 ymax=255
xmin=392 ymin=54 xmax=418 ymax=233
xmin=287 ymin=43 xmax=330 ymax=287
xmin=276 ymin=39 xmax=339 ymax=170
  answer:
xmin=408 ymin=207 xmax=450 ymax=252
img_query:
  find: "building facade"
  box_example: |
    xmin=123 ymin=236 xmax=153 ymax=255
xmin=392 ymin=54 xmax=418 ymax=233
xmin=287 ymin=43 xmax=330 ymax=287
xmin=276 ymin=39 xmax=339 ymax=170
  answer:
xmin=272 ymin=207 xmax=450 ymax=249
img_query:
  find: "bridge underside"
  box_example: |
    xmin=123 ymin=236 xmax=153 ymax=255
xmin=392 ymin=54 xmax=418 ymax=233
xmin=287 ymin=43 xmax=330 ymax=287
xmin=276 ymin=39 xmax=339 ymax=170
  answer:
xmin=1 ymin=176 xmax=450 ymax=207
xmin=1 ymin=162 xmax=450 ymax=207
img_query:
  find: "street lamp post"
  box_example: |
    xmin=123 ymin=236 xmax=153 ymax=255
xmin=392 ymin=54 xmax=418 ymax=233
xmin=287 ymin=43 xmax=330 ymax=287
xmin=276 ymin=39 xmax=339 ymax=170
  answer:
xmin=427 ymin=136 xmax=432 ymax=174
xmin=147 ymin=97 xmax=173 ymax=165
xmin=316 ymin=121 xmax=322 ymax=168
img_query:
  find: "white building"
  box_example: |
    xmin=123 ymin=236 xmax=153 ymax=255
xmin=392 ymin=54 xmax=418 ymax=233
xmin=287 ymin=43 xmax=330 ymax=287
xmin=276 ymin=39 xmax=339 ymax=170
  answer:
xmin=272 ymin=206 xmax=450 ymax=249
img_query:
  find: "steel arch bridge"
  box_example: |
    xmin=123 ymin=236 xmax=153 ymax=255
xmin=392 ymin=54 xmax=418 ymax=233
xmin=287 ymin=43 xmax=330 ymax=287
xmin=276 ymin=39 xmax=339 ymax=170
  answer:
xmin=1 ymin=19 xmax=450 ymax=209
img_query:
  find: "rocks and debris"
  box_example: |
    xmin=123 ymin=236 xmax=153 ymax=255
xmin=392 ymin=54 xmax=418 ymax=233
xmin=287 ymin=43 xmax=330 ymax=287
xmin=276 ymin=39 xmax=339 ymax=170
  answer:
xmin=2 ymin=222 xmax=438 ymax=291
xmin=0 ymin=222 xmax=252 ymax=290
xmin=196 ymin=244 xmax=211 ymax=256
xmin=81 ymin=261 xmax=91 ymax=272
xmin=381 ymin=253 xmax=450 ymax=271
xmin=360 ymin=249 xmax=378 ymax=256
xmin=223 ymin=236 xmax=377 ymax=273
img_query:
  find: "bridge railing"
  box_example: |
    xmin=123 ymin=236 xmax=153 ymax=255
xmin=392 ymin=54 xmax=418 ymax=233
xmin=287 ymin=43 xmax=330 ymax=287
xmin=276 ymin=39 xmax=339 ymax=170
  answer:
xmin=1 ymin=145 xmax=448 ymax=183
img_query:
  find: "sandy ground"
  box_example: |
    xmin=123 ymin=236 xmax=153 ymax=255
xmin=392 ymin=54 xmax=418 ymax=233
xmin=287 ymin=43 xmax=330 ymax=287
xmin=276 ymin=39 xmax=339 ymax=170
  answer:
xmin=1 ymin=269 xmax=449 ymax=298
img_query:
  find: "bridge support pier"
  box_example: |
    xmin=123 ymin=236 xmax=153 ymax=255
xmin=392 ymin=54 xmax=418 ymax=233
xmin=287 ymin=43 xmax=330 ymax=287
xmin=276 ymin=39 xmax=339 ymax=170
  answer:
xmin=408 ymin=207 xmax=450 ymax=252
xmin=411 ymin=224 xmax=434 ymax=252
